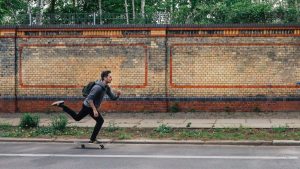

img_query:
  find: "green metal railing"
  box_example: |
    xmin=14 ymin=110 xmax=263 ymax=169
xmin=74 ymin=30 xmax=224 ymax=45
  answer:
xmin=1 ymin=12 xmax=299 ymax=25
xmin=3 ymin=13 xmax=156 ymax=25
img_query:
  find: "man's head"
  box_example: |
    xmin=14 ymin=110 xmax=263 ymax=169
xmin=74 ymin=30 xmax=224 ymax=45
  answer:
xmin=101 ymin=70 xmax=112 ymax=84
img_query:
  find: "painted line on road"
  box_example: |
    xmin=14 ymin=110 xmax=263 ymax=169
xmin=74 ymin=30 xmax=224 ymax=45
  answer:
xmin=0 ymin=154 xmax=298 ymax=160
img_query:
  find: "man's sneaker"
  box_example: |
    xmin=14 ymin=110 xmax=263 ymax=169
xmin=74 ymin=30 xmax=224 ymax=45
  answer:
xmin=89 ymin=139 xmax=101 ymax=144
xmin=51 ymin=100 xmax=64 ymax=107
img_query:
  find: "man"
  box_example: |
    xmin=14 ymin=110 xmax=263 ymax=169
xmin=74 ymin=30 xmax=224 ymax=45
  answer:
xmin=51 ymin=70 xmax=121 ymax=143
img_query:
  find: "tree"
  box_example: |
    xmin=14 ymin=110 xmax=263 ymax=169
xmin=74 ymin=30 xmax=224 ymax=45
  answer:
xmin=98 ymin=0 xmax=102 ymax=24
xmin=124 ymin=0 xmax=129 ymax=23
xmin=189 ymin=0 xmax=275 ymax=24
xmin=132 ymin=0 xmax=135 ymax=20
xmin=0 ymin=0 xmax=27 ymax=24
xmin=0 ymin=0 xmax=299 ymax=25
xmin=141 ymin=0 xmax=145 ymax=19
xmin=48 ymin=0 xmax=56 ymax=23
xmin=36 ymin=0 xmax=44 ymax=25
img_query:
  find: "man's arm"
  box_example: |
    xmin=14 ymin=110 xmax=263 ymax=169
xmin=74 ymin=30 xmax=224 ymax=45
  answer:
xmin=106 ymin=87 xmax=121 ymax=100
xmin=88 ymin=100 xmax=99 ymax=117
xmin=86 ymin=86 xmax=102 ymax=117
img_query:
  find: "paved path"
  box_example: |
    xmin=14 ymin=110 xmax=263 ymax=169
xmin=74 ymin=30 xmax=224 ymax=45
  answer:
xmin=1 ymin=112 xmax=300 ymax=128
xmin=0 ymin=142 xmax=300 ymax=169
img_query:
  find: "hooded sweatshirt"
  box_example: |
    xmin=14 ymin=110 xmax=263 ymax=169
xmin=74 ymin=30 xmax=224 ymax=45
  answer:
xmin=83 ymin=80 xmax=119 ymax=108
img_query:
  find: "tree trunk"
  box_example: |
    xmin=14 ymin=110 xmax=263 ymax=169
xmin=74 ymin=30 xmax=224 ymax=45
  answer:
xmin=170 ymin=0 xmax=173 ymax=23
xmin=170 ymin=0 xmax=173 ymax=13
xmin=50 ymin=0 xmax=56 ymax=24
xmin=50 ymin=0 xmax=55 ymax=13
xmin=72 ymin=0 xmax=77 ymax=12
xmin=141 ymin=0 xmax=145 ymax=20
xmin=37 ymin=0 xmax=43 ymax=25
xmin=98 ymin=0 xmax=102 ymax=24
xmin=72 ymin=0 xmax=77 ymax=24
xmin=27 ymin=0 xmax=31 ymax=14
xmin=27 ymin=0 xmax=32 ymax=23
xmin=125 ymin=0 xmax=129 ymax=24
xmin=296 ymin=0 xmax=300 ymax=22
xmin=72 ymin=0 xmax=77 ymax=8
xmin=132 ymin=0 xmax=135 ymax=20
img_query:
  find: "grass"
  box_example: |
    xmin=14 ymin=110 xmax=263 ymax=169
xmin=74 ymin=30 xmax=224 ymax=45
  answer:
xmin=118 ymin=133 xmax=132 ymax=140
xmin=105 ymin=122 xmax=120 ymax=132
xmin=50 ymin=114 xmax=68 ymax=132
xmin=1 ymin=123 xmax=300 ymax=140
xmin=154 ymin=124 xmax=172 ymax=135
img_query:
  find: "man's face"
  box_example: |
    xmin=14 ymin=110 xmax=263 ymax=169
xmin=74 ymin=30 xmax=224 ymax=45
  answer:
xmin=104 ymin=73 xmax=112 ymax=83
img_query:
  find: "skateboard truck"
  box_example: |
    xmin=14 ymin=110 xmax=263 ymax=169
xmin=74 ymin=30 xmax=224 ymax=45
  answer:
xmin=74 ymin=141 xmax=105 ymax=149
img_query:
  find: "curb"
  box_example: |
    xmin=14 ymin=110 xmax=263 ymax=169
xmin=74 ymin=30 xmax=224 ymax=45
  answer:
xmin=0 ymin=138 xmax=299 ymax=146
xmin=204 ymin=140 xmax=272 ymax=145
xmin=273 ymin=140 xmax=300 ymax=146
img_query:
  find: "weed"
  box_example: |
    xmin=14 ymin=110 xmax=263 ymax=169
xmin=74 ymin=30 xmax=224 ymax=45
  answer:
xmin=154 ymin=124 xmax=172 ymax=134
xmin=19 ymin=113 xmax=40 ymax=129
xmin=105 ymin=122 xmax=120 ymax=132
xmin=51 ymin=114 xmax=68 ymax=132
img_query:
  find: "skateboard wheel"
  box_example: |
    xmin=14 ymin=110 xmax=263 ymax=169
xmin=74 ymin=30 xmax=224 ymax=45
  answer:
xmin=100 ymin=145 xmax=104 ymax=149
xmin=81 ymin=144 xmax=85 ymax=149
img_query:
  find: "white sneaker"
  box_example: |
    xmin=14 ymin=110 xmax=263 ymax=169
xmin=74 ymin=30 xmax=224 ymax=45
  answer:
xmin=51 ymin=100 xmax=64 ymax=106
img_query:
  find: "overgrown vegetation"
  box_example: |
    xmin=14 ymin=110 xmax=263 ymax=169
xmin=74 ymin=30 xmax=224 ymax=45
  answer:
xmin=105 ymin=122 xmax=120 ymax=132
xmin=170 ymin=103 xmax=180 ymax=113
xmin=186 ymin=122 xmax=192 ymax=128
xmin=51 ymin=114 xmax=68 ymax=132
xmin=0 ymin=0 xmax=299 ymax=25
xmin=1 ymin=123 xmax=300 ymax=140
xmin=19 ymin=113 xmax=40 ymax=129
xmin=154 ymin=124 xmax=173 ymax=135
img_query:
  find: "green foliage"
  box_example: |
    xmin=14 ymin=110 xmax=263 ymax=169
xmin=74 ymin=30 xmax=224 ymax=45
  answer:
xmin=105 ymin=122 xmax=120 ymax=132
xmin=253 ymin=107 xmax=261 ymax=112
xmin=0 ymin=123 xmax=12 ymax=130
xmin=186 ymin=122 xmax=192 ymax=128
xmin=170 ymin=102 xmax=180 ymax=113
xmin=51 ymin=114 xmax=68 ymax=132
xmin=192 ymin=0 xmax=274 ymax=24
xmin=272 ymin=125 xmax=289 ymax=133
xmin=1 ymin=124 xmax=300 ymax=140
xmin=0 ymin=0 xmax=27 ymax=24
xmin=0 ymin=0 xmax=299 ymax=24
xmin=19 ymin=113 xmax=40 ymax=129
xmin=154 ymin=124 xmax=172 ymax=134
xmin=118 ymin=133 xmax=131 ymax=140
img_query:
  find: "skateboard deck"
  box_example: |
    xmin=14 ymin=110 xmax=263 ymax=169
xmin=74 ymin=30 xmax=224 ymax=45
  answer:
xmin=74 ymin=141 xmax=105 ymax=149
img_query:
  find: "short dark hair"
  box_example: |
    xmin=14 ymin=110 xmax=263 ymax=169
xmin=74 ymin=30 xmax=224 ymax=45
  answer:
xmin=101 ymin=70 xmax=111 ymax=80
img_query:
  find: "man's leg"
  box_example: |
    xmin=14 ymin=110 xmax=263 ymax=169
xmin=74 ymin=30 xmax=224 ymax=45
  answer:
xmin=52 ymin=101 xmax=91 ymax=121
xmin=89 ymin=113 xmax=104 ymax=142
xmin=61 ymin=104 xmax=92 ymax=121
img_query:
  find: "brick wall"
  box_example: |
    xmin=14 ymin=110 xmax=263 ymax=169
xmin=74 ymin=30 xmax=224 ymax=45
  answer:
xmin=0 ymin=25 xmax=300 ymax=113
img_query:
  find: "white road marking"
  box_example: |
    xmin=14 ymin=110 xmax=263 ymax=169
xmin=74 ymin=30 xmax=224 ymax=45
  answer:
xmin=0 ymin=154 xmax=298 ymax=160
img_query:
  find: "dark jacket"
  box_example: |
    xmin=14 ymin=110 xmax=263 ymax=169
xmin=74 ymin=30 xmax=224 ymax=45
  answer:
xmin=83 ymin=80 xmax=119 ymax=108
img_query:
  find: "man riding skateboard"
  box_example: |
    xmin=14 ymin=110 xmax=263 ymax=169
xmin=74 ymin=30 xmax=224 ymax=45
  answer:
xmin=51 ymin=70 xmax=121 ymax=143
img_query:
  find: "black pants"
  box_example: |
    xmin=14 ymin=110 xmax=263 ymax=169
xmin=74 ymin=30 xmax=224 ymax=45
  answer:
xmin=61 ymin=104 xmax=104 ymax=141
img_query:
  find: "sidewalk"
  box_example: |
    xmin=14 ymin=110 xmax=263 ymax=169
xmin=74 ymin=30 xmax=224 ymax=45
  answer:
xmin=1 ymin=112 xmax=300 ymax=128
xmin=1 ymin=112 xmax=300 ymax=146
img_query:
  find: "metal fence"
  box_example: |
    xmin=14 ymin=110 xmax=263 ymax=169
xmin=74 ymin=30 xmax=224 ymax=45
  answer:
xmin=2 ymin=12 xmax=172 ymax=25
xmin=1 ymin=12 xmax=299 ymax=25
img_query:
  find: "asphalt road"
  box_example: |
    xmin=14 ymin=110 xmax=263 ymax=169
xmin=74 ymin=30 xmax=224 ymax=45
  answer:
xmin=0 ymin=142 xmax=300 ymax=169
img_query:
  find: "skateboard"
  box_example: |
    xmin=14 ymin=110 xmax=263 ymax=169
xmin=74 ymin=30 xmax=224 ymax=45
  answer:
xmin=74 ymin=141 xmax=105 ymax=149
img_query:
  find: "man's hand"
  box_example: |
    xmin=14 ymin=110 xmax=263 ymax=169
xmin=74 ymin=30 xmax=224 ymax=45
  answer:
xmin=88 ymin=100 xmax=99 ymax=117
xmin=116 ymin=90 xmax=121 ymax=96
xmin=93 ymin=109 xmax=99 ymax=117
